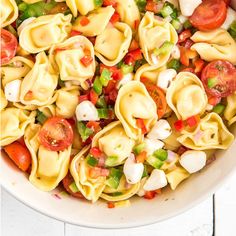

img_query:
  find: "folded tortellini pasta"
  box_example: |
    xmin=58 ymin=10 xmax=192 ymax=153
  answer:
xmin=191 ymin=29 xmax=236 ymax=65
xmin=166 ymin=72 xmax=208 ymax=120
xmin=49 ymin=36 xmax=95 ymax=87
xmin=24 ymin=124 xmax=71 ymax=191
xmin=55 ymin=86 xmax=79 ymax=118
xmin=134 ymin=63 xmax=167 ymax=84
xmin=66 ymin=0 xmax=96 ymax=17
xmin=38 ymin=104 xmax=56 ymax=118
xmin=166 ymin=166 xmax=190 ymax=190
xmin=1 ymin=56 xmax=34 ymax=87
xmin=0 ymin=0 xmax=18 ymax=27
xmin=0 ymin=89 xmax=8 ymax=111
xmin=178 ymin=113 xmax=234 ymax=150
xmin=70 ymin=146 xmax=106 ymax=202
xmin=224 ymin=92 xmax=236 ymax=126
xmin=92 ymin=121 xmax=135 ymax=166
xmin=101 ymin=175 xmax=140 ymax=202
xmin=94 ymin=22 xmax=132 ymax=66
xmin=72 ymin=6 xmax=115 ymax=37
xmin=0 ymin=108 xmax=36 ymax=146
xmin=20 ymin=52 xmax=58 ymax=107
xmin=115 ymin=0 xmax=140 ymax=29
xmin=115 ymin=81 xmax=157 ymax=140
xmin=138 ymin=11 xmax=178 ymax=66
xmin=19 ymin=13 xmax=72 ymax=53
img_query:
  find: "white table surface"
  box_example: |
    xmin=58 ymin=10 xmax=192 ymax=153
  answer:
xmin=1 ymin=171 xmax=236 ymax=236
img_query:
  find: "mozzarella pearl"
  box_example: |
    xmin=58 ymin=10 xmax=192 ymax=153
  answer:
xmin=144 ymin=138 xmax=164 ymax=156
xmin=4 ymin=79 xmax=22 ymax=102
xmin=221 ymin=7 xmax=236 ymax=30
xmin=75 ymin=101 xmax=99 ymax=121
xmin=179 ymin=0 xmax=202 ymax=16
xmin=179 ymin=150 xmax=206 ymax=174
xmin=143 ymin=169 xmax=167 ymax=191
xmin=147 ymin=119 xmax=172 ymax=140
xmin=157 ymin=69 xmax=177 ymax=91
xmin=124 ymin=154 xmax=144 ymax=184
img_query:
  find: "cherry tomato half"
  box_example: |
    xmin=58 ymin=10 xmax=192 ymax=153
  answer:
xmin=38 ymin=117 xmax=73 ymax=152
xmin=1 ymin=29 xmax=18 ymax=65
xmin=141 ymin=77 xmax=167 ymax=119
xmin=201 ymin=60 xmax=236 ymax=98
xmin=189 ymin=0 xmax=227 ymax=31
xmin=4 ymin=141 xmax=31 ymax=172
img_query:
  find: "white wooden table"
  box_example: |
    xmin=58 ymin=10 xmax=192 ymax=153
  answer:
xmin=1 ymin=172 xmax=236 ymax=236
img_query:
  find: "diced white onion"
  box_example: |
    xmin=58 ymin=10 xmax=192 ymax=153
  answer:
xmin=75 ymin=101 xmax=99 ymax=121
xmin=4 ymin=79 xmax=22 ymax=102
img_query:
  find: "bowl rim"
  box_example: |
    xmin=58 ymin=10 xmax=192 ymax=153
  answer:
xmin=1 ymin=163 xmax=236 ymax=229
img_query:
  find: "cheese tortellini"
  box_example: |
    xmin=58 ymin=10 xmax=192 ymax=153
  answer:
xmin=224 ymin=92 xmax=236 ymax=126
xmin=1 ymin=56 xmax=34 ymax=87
xmin=0 ymin=0 xmax=18 ymax=27
xmin=19 ymin=13 xmax=72 ymax=53
xmin=115 ymin=0 xmax=140 ymax=29
xmin=191 ymin=29 xmax=236 ymax=65
xmin=138 ymin=11 xmax=178 ymax=66
xmin=20 ymin=52 xmax=58 ymax=107
xmin=25 ymin=124 xmax=71 ymax=191
xmin=49 ymin=35 xmax=95 ymax=88
xmin=115 ymin=81 xmax=157 ymax=140
xmin=94 ymin=22 xmax=132 ymax=66
xmin=0 ymin=89 xmax=8 ymax=111
xmin=101 ymin=175 xmax=140 ymax=202
xmin=92 ymin=121 xmax=135 ymax=166
xmin=166 ymin=72 xmax=208 ymax=120
xmin=72 ymin=6 xmax=115 ymax=37
xmin=178 ymin=113 xmax=234 ymax=150
xmin=0 ymin=108 xmax=36 ymax=146
xmin=70 ymin=146 xmax=106 ymax=202
xmin=66 ymin=0 xmax=96 ymax=17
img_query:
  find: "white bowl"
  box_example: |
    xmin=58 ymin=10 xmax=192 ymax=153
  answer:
xmin=1 ymin=124 xmax=236 ymax=229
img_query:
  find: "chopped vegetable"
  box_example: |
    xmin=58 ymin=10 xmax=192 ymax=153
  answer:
xmin=160 ymin=3 xmax=173 ymax=18
xmin=213 ymin=104 xmax=225 ymax=114
xmin=110 ymin=12 xmax=120 ymax=24
xmin=96 ymin=96 xmax=107 ymax=108
xmin=97 ymin=108 xmax=109 ymax=119
xmin=136 ymin=151 xmax=147 ymax=163
xmin=146 ymin=155 xmax=164 ymax=169
xmin=36 ymin=110 xmax=47 ymax=124
xmin=89 ymin=89 xmax=99 ymax=105
xmin=144 ymin=190 xmax=156 ymax=199
xmin=167 ymin=59 xmax=181 ymax=71
xmin=178 ymin=30 xmax=192 ymax=43
xmin=174 ymin=120 xmax=184 ymax=132
xmin=186 ymin=115 xmax=200 ymax=127
xmin=153 ymin=149 xmax=168 ymax=161
xmin=80 ymin=16 xmax=90 ymax=26
xmin=69 ymin=182 xmax=79 ymax=193
xmin=228 ymin=20 xmax=236 ymax=38
xmin=133 ymin=143 xmax=146 ymax=155
xmin=136 ymin=118 xmax=147 ymax=134
xmin=107 ymin=202 xmax=115 ymax=208
xmin=80 ymin=55 xmax=93 ymax=67
xmin=87 ymin=155 xmax=99 ymax=167
xmin=77 ymin=121 xmax=93 ymax=141
xmin=171 ymin=19 xmax=181 ymax=30
xmin=207 ymin=78 xmax=218 ymax=88
xmin=94 ymin=0 xmax=103 ymax=8
xmin=105 ymin=156 xmax=118 ymax=166
xmin=93 ymin=77 xmax=103 ymax=95
xmin=154 ymin=41 xmax=174 ymax=56
xmin=106 ymin=168 xmax=123 ymax=189
xmin=121 ymin=64 xmax=133 ymax=74
xmin=183 ymin=20 xmax=192 ymax=29
xmin=142 ymin=165 xmax=148 ymax=178
xmin=100 ymin=68 xmax=111 ymax=86
xmin=135 ymin=0 xmax=147 ymax=12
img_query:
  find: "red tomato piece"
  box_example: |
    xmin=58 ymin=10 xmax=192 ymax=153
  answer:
xmin=136 ymin=118 xmax=148 ymax=134
xmin=189 ymin=0 xmax=227 ymax=31
xmin=62 ymin=173 xmax=84 ymax=199
xmin=110 ymin=12 xmax=120 ymax=24
xmin=144 ymin=191 xmax=156 ymax=200
xmin=4 ymin=141 xmax=31 ymax=172
xmin=90 ymin=147 xmax=103 ymax=158
xmin=201 ymin=60 xmax=236 ymax=98
xmin=1 ymin=29 xmax=18 ymax=65
xmin=80 ymin=55 xmax=93 ymax=67
xmin=38 ymin=117 xmax=73 ymax=151
xmin=140 ymin=77 xmax=167 ymax=119
xmin=103 ymin=0 xmax=117 ymax=7
xmin=174 ymin=120 xmax=184 ymax=132
xmin=80 ymin=16 xmax=90 ymax=26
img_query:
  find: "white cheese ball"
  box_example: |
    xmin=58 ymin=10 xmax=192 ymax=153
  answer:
xmin=157 ymin=69 xmax=177 ymax=91
xmin=4 ymin=79 xmax=22 ymax=102
xmin=76 ymin=101 xmax=99 ymax=121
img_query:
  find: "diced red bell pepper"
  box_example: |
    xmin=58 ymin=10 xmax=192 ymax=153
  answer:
xmin=100 ymin=64 xmax=122 ymax=81
xmin=177 ymin=146 xmax=189 ymax=155
xmin=174 ymin=120 xmax=184 ymax=132
xmin=145 ymin=0 xmax=161 ymax=13
xmin=104 ymin=80 xmax=117 ymax=94
xmin=110 ymin=12 xmax=120 ymax=24
xmin=86 ymin=121 xmax=101 ymax=133
xmin=79 ymin=94 xmax=89 ymax=103
xmin=181 ymin=67 xmax=195 ymax=73
xmin=180 ymin=47 xmax=190 ymax=67
xmin=186 ymin=115 xmax=200 ymax=127
xmin=70 ymin=30 xmax=82 ymax=37
xmin=144 ymin=191 xmax=156 ymax=200
xmin=194 ymin=58 xmax=205 ymax=73
xmin=136 ymin=151 xmax=147 ymax=163
xmin=155 ymin=189 xmax=162 ymax=194
xmin=80 ymin=16 xmax=90 ymax=26
xmin=129 ymin=39 xmax=139 ymax=51
xmin=107 ymin=202 xmax=115 ymax=208
xmin=24 ymin=90 xmax=33 ymax=101
xmin=109 ymin=89 xmax=118 ymax=102
xmin=89 ymin=89 xmax=99 ymax=105
xmin=183 ymin=39 xmax=194 ymax=49
xmin=90 ymin=147 xmax=103 ymax=158
xmin=80 ymin=55 xmax=93 ymax=67
xmin=208 ymin=96 xmax=221 ymax=106
xmin=103 ymin=0 xmax=117 ymax=7
xmin=178 ymin=30 xmax=192 ymax=43
xmin=136 ymin=118 xmax=148 ymax=134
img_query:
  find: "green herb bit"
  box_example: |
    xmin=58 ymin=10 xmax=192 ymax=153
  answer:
xmin=207 ymin=78 xmax=218 ymax=88
xmin=96 ymin=96 xmax=107 ymax=108
xmin=76 ymin=121 xmax=93 ymax=141
xmin=93 ymin=77 xmax=103 ymax=95
xmin=36 ymin=110 xmax=47 ymax=124
xmin=167 ymin=59 xmax=181 ymax=71
xmin=160 ymin=4 xmax=173 ymax=18
xmin=146 ymin=155 xmax=164 ymax=169
xmin=213 ymin=104 xmax=225 ymax=115
xmin=133 ymin=143 xmax=146 ymax=155
xmin=171 ymin=18 xmax=181 ymax=30
xmin=153 ymin=149 xmax=168 ymax=161
xmin=154 ymin=41 xmax=174 ymax=56
xmin=94 ymin=0 xmax=103 ymax=8
xmin=135 ymin=0 xmax=147 ymax=12
xmin=121 ymin=64 xmax=134 ymax=74
xmin=105 ymin=156 xmax=118 ymax=167
xmin=183 ymin=20 xmax=192 ymax=29
xmin=69 ymin=182 xmax=79 ymax=193
xmin=86 ymin=155 xmax=99 ymax=167
xmin=97 ymin=108 xmax=109 ymax=119
xmin=106 ymin=168 xmax=123 ymax=189
xmin=142 ymin=165 xmax=148 ymax=178
xmin=100 ymin=68 xmax=111 ymax=86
